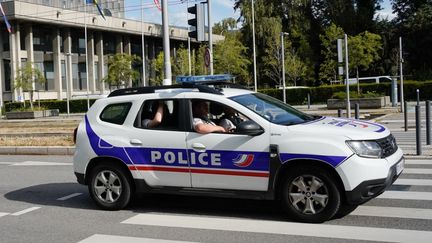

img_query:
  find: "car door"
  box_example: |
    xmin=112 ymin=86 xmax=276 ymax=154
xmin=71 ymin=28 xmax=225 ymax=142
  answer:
xmin=185 ymin=96 xmax=271 ymax=191
xmin=126 ymin=95 xmax=191 ymax=188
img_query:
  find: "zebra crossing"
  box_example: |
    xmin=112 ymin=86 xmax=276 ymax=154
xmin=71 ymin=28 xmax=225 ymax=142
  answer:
xmin=78 ymin=157 xmax=432 ymax=243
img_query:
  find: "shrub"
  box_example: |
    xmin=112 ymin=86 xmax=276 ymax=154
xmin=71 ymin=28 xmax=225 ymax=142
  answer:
xmin=5 ymin=99 xmax=97 ymax=113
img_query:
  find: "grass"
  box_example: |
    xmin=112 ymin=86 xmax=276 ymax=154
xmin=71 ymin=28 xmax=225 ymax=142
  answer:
xmin=0 ymin=136 xmax=74 ymax=146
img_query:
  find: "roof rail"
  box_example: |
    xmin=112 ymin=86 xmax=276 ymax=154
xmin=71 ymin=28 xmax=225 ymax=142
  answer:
xmin=107 ymin=80 xmax=248 ymax=98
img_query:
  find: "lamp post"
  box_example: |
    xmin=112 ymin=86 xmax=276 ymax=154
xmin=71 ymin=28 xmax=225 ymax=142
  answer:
xmin=281 ymin=32 xmax=289 ymax=103
xmin=65 ymin=52 xmax=71 ymax=117
xmin=251 ymin=0 xmax=257 ymax=91
xmin=161 ymin=0 xmax=172 ymax=85
xmin=344 ymin=34 xmax=351 ymax=118
xmin=141 ymin=0 xmax=146 ymax=86
xmin=399 ymin=37 xmax=405 ymax=113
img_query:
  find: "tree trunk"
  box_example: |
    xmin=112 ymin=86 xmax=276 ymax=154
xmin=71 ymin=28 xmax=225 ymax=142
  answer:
xmin=29 ymin=91 xmax=34 ymax=110
xmin=22 ymin=92 xmax=26 ymax=109
xmin=356 ymin=67 xmax=360 ymax=97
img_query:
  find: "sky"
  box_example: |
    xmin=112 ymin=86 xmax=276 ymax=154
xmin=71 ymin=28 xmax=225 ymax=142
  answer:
xmin=124 ymin=0 xmax=395 ymax=28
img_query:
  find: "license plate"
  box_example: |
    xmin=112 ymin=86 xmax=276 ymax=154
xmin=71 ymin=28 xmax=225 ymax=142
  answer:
xmin=396 ymin=159 xmax=404 ymax=175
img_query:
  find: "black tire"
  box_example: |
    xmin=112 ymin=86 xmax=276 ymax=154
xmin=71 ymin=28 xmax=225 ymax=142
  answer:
xmin=88 ymin=163 xmax=132 ymax=210
xmin=280 ymin=166 xmax=341 ymax=223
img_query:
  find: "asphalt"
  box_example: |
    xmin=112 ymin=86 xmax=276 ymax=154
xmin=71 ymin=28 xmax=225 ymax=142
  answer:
xmin=0 ymin=102 xmax=430 ymax=158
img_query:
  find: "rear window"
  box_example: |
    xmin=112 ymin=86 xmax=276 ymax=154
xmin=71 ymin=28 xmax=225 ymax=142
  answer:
xmin=100 ymin=103 xmax=132 ymax=125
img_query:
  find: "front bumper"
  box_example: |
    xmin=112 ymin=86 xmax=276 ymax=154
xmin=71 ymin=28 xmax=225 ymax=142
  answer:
xmin=345 ymin=156 xmax=404 ymax=205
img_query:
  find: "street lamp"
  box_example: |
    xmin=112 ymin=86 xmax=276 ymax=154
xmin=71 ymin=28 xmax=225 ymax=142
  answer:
xmin=281 ymin=32 xmax=289 ymax=103
xmin=65 ymin=52 xmax=71 ymax=117
xmin=251 ymin=0 xmax=257 ymax=91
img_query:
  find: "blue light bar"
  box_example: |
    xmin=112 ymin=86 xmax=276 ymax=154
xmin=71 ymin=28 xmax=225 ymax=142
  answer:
xmin=176 ymin=74 xmax=233 ymax=84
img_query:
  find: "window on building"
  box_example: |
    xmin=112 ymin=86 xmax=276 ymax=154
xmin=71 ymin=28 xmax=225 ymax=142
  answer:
xmin=94 ymin=62 xmax=99 ymax=90
xmin=43 ymin=61 xmax=54 ymax=91
xmin=61 ymin=61 xmax=66 ymax=91
xmin=3 ymin=60 xmax=11 ymax=91
xmin=78 ymin=62 xmax=87 ymax=91
xmin=78 ymin=38 xmax=86 ymax=54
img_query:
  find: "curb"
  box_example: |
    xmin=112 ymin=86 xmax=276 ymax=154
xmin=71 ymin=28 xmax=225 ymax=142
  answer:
xmin=0 ymin=146 xmax=75 ymax=155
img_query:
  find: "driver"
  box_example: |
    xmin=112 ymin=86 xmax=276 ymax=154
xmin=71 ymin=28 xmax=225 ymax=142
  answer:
xmin=219 ymin=106 xmax=245 ymax=132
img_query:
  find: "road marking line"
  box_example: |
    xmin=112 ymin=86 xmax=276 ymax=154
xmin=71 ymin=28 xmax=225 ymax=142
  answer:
xmin=78 ymin=234 xmax=199 ymax=243
xmin=121 ymin=213 xmax=432 ymax=243
xmin=379 ymin=191 xmax=432 ymax=200
xmin=57 ymin=193 xmax=83 ymax=201
xmin=10 ymin=161 xmax=72 ymax=166
xmin=10 ymin=207 xmax=41 ymax=216
xmin=0 ymin=212 xmax=9 ymax=218
xmin=352 ymin=206 xmax=432 ymax=220
xmin=0 ymin=162 xmax=13 ymax=165
xmin=403 ymin=168 xmax=432 ymax=174
xmin=405 ymin=160 xmax=432 ymax=165
xmin=395 ymin=179 xmax=432 ymax=186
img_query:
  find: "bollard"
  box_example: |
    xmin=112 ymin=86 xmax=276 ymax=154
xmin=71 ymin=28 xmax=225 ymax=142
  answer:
xmin=416 ymin=89 xmax=420 ymax=106
xmin=338 ymin=109 xmax=342 ymax=118
xmin=416 ymin=105 xmax=422 ymax=155
xmin=404 ymin=101 xmax=408 ymax=132
xmin=355 ymin=103 xmax=360 ymax=119
xmin=307 ymin=93 xmax=311 ymax=109
xmin=427 ymin=100 xmax=431 ymax=145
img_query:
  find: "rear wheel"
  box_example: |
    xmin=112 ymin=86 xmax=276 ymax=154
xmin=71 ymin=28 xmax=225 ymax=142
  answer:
xmin=88 ymin=163 xmax=132 ymax=210
xmin=281 ymin=166 xmax=341 ymax=223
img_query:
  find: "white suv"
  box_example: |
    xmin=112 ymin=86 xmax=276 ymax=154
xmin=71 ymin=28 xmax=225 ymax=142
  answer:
xmin=73 ymin=75 xmax=404 ymax=223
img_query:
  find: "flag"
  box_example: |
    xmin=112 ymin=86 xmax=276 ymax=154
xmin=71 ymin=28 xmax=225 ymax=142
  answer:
xmin=86 ymin=0 xmax=106 ymax=20
xmin=154 ymin=0 xmax=161 ymax=12
xmin=0 ymin=3 xmax=12 ymax=33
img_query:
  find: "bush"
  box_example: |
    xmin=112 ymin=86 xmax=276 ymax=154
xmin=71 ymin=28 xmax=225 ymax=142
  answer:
xmin=5 ymin=99 xmax=97 ymax=113
xmin=259 ymin=81 xmax=432 ymax=105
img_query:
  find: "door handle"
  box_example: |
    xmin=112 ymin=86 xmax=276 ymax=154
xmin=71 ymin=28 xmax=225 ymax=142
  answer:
xmin=130 ymin=139 xmax=142 ymax=145
xmin=192 ymin=143 xmax=206 ymax=152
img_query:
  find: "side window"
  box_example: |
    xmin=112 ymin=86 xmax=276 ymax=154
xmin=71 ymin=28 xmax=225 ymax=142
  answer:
xmin=135 ymin=99 xmax=181 ymax=131
xmin=191 ymin=99 xmax=250 ymax=133
xmin=100 ymin=103 xmax=132 ymax=125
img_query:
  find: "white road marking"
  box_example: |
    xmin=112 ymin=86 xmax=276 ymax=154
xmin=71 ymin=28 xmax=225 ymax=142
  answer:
xmin=402 ymin=168 xmax=432 ymax=174
xmin=0 ymin=212 xmax=9 ymax=218
xmin=352 ymin=206 xmax=432 ymax=220
xmin=10 ymin=161 xmax=72 ymax=166
xmin=394 ymin=178 xmax=432 ymax=186
xmin=78 ymin=234 xmax=199 ymax=243
xmin=11 ymin=207 xmax=41 ymax=216
xmin=57 ymin=193 xmax=83 ymax=201
xmin=0 ymin=162 xmax=13 ymax=165
xmin=405 ymin=160 xmax=432 ymax=165
xmin=121 ymin=213 xmax=432 ymax=243
xmin=378 ymin=191 xmax=432 ymax=200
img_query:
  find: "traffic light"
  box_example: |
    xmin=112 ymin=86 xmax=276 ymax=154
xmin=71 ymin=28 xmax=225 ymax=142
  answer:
xmin=188 ymin=3 xmax=205 ymax=41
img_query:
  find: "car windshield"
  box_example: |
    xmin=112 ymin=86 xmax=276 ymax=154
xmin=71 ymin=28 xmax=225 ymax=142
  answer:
xmin=230 ymin=93 xmax=318 ymax=125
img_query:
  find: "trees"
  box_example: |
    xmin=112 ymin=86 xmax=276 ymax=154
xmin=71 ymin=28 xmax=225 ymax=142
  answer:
xmin=104 ymin=53 xmax=141 ymax=89
xmin=14 ymin=62 xmax=46 ymax=110
xmin=319 ymin=24 xmax=344 ymax=83
xmin=349 ymin=31 xmax=382 ymax=95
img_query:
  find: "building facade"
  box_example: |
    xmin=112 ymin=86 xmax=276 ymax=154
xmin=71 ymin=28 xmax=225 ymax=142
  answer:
xmin=0 ymin=0 xmax=205 ymax=107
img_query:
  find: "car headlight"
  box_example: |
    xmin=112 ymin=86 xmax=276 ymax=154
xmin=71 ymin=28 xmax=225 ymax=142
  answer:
xmin=346 ymin=140 xmax=383 ymax=158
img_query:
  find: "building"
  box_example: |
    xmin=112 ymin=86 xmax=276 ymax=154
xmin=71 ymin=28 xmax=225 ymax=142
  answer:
xmin=0 ymin=0 xmax=211 ymax=107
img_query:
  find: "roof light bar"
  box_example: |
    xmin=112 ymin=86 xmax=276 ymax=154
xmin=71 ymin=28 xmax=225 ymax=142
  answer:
xmin=176 ymin=74 xmax=233 ymax=84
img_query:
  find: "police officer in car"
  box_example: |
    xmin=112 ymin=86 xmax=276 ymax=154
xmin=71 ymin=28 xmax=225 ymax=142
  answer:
xmin=192 ymin=100 xmax=227 ymax=134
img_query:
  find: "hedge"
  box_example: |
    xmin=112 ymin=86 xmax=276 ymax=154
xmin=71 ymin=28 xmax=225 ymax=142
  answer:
xmin=3 ymin=81 xmax=432 ymax=112
xmin=260 ymin=81 xmax=432 ymax=105
xmin=4 ymin=99 xmax=97 ymax=113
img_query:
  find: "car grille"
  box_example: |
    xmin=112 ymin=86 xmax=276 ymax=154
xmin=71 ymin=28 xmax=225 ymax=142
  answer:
xmin=377 ymin=134 xmax=398 ymax=158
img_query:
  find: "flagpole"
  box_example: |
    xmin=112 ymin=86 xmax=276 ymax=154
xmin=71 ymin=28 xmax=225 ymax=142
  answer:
xmin=84 ymin=1 xmax=90 ymax=110
xmin=187 ymin=0 xmax=191 ymax=76
xmin=141 ymin=0 xmax=146 ymax=86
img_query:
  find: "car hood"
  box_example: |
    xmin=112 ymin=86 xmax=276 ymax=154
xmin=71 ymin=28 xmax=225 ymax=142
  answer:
xmin=289 ymin=116 xmax=390 ymax=140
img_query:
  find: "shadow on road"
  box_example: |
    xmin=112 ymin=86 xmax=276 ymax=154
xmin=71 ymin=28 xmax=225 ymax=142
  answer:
xmin=4 ymin=183 xmax=289 ymax=221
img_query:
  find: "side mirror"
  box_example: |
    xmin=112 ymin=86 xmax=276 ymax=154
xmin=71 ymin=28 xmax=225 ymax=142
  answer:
xmin=236 ymin=120 xmax=264 ymax=136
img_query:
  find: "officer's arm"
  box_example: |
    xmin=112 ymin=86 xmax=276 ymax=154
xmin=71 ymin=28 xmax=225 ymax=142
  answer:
xmin=194 ymin=123 xmax=226 ymax=134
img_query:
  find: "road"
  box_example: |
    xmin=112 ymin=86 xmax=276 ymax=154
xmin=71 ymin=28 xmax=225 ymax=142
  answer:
xmin=0 ymin=153 xmax=431 ymax=242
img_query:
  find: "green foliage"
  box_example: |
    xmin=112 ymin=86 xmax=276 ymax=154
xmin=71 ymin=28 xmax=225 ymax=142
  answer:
xmin=14 ymin=62 xmax=47 ymax=110
xmin=331 ymin=91 xmax=383 ymax=99
xmin=103 ymin=53 xmax=141 ymax=89
xmin=213 ymin=18 xmax=237 ymax=35
xmin=5 ymin=99 xmax=97 ymax=113
xmin=214 ymin=33 xmax=251 ymax=85
xmin=173 ymin=46 xmax=189 ymax=77
xmin=150 ymin=52 xmax=165 ymax=86
xmin=285 ymin=50 xmax=308 ymax=86
xmin=259 ymin=81 xmax=432 ymax=105
xmin=319 ymin=24 xmax=344 ymax=83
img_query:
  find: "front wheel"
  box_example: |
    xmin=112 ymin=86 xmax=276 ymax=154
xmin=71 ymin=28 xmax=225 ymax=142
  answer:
xmin=88 ymin=163 xmax=132 ymax=210
xmin=281 ymin=166 xmax=341 ymax=223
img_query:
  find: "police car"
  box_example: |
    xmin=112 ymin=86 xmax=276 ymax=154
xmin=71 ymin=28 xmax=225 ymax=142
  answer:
xmin=73 ymin=75 xmax=404 ymax=223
